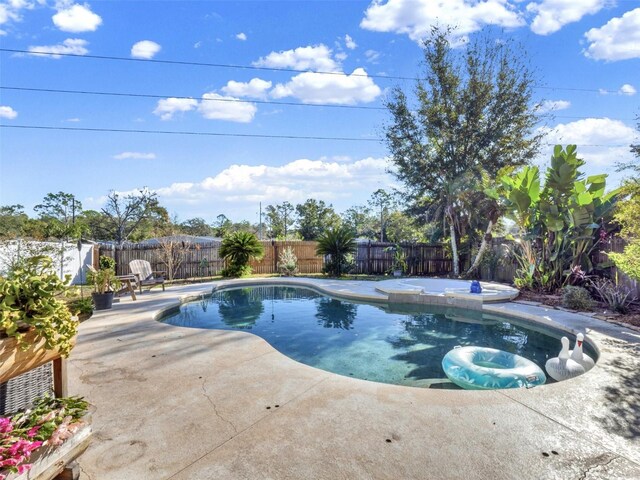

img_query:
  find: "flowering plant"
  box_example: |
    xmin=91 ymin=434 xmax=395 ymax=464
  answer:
xmin=0 ymin=396 xmax=88 ymax=479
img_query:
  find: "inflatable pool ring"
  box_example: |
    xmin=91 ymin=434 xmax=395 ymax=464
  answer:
xmin=442 ymin=346 xmax=546 ymax=390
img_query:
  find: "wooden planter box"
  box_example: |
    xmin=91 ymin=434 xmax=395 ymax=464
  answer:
xmin=0 ymin=331 xmax=75 ymax=396
xmin=6 ymin=410 xmax=93 ymax=480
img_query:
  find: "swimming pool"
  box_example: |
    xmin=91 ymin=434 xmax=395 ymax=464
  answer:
xmin=160 ymin=285 xmax=593 ymax=388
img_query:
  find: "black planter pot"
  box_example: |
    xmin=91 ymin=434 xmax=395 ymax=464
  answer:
xmin=92 ymin=292 xmax=114 ymax=310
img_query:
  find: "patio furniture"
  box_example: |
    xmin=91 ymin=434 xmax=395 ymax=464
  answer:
xmin=129 ymin=259 xmax=166 ymax=293
xmin=115 ymin=274 xmax=138 ymax=301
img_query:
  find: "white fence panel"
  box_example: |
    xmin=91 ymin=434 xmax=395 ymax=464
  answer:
xmin=0 ymin=240 xmax=94 ymax=285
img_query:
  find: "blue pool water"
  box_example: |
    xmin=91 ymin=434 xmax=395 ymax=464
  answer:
xmin=160 ymin=286 xmax=592 ymax=388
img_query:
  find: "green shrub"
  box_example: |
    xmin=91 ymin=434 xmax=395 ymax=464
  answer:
xmin=561 ymin=286 xmax=594 ymax=311
xmin=278 ymin=246 xmax=298 ymax=276
xmin=67 ymin=297 xmax=93 ymax=316
xmin=0 ymin=256 xmax=77 ymax=356
xmin=219 ymin=231 xmax=264 ymax=278
xmin=316 ymin=227 xmax=357 ymax=277
xmin=98 ymin=255 xmax=116 ymax=270
xmin=608 ymin=240 xmax=640 ymax=282
xmin=589 ymin=277 xmax=636 ymax=314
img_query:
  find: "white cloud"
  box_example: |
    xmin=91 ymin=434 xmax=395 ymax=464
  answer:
xmin=66 ymin=117 xmax=80 ymax=122
xmin=537 ymin=118 xmax=637 ymax=173
xmin=335 ymin=52 xmax=348 ymax=61
xmin=527 ymin=0 xmax=606 ymax=35
xmin=154 ymin=93 xmax=258 ymax=123
xmin=153 ymin=98 xmax=198 ymax=120
xmin=365 ymin=49 xmax=381 ymax=63
xmin=618 ymin=83 xmax=636 ymax=96
xmin=27 ymin=38 xmax=88 ymax=58
xmin=154 ymin=157 xmax=393 ymax=211
xmin=345 ymin=34 xmax=357 ymax=50
xmin=0 ymin=106 xmax=18 ymax=119
xmin=113 ymin=152 xmax=156 ymax=160
xmin=52 ymin=2 xmax=102 ymax=32
xmin=254 ymin=44 xmax=340 ymax=72
xmin=131 ymin=40 xmax=161 ymax=59
xmin=198 ymin=93 xmax=257 ymax=123
xmin=584 ymin=8 xmax=640 ymax=61
xmin=538 ymin=99 xmax=570 ymax=113
xmin=270 ymin=67 xmax=382 ymax=105
xmin=235 ymin=32 xmax=247 ymax=41
xmin=360 ymin=0 xmax=524 ymax=42
xmin=221 ymin=78 xmax=272 ymax=99
xmin=0 ymin=0 xmax=38 ymax=29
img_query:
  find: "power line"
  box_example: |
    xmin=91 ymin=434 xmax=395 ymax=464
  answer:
xmin=0 ymin=124 xmax=382 ymax=142
xmin=0 ymin=86 xmax=388 ymax=111
xmin=0 ymin=47 xmax=628 ymax=94
xmin=0 ymin=124 xmax=633 ymax=148
xmin=1 ymin=86 xmax=633 ymax=121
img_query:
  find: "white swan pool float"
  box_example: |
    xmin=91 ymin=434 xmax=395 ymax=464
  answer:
xmin=569 ymin=333 xmax=595 ymax=372
xmin=545 ymin=337 xmax=585 ymax=381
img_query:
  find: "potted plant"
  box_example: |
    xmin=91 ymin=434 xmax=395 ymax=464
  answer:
xmin=87 ymin=256 xmax=120 ymax=311
xmin=385 ymin=245 xmax=407 ymax=277
xmin=0 ymin=256 xmax=78 ymax=382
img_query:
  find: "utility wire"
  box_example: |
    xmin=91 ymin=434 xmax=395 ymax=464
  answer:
xmin=0 ymin=124 xmax=381 ymax=142
xmin=0 ymin=124 xmax=632 ymax=147
xmin=0 ymin=86 xmax=388 ymax=111
xmin=1 ymin=86 xmax=634 ymax=121
xmin=0 ymin=48 xmax=628 ymax=94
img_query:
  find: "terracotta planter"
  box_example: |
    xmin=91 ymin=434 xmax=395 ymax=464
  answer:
xmin=0 ymin=330 xmax=76 ymax=384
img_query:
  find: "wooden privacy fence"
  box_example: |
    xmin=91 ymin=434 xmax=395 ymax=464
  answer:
xmin=354 ymin=242 xmax=452 ymax=275
xmin=591 ymin=236 xmax=640 ymax=297
xmin=98 ymin=241 xmax=225 ymax=279
xmin=250 ymin=241 xmax=323 ymax=274
xmin=98 ymin=240 xmax=454 ymax=279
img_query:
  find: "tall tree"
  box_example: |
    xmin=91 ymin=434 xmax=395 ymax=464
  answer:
xmin=384 ymin=27 xmax=541 ymax=275
xmin=368 ymin=189 xmax=394 ymax=242
xmin=296 ymin=199 xmax=340 ymax=240
xmin=100 ymin=188 xmax=159 ymax=245
xmin=212 ymin=214 xmax=232 ymax=237
xmin=34 ymin=191 xmax=83 ymax=240
xmin=0 ymin=205 xmax=29 ymax=239
xmin=180 ymin=217 xmax=214 ymax=237
xmin=265 ymin=202 xmax=296 ymax=239
xmin=342 ymin=205 xmax=375 ymax=239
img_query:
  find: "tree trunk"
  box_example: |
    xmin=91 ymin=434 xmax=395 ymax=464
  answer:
xmin=448 ymin=212 xmax=459 ymax=276
xmin=464 ymin=219 xmax=494 ymax=278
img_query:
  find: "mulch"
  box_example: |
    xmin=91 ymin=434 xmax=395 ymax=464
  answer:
xmin=516 ymin=290 xmax=640 ymax=328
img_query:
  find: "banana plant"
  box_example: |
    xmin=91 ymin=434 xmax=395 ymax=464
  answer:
xmin=495 ymin=145 xmax=619 ymax=291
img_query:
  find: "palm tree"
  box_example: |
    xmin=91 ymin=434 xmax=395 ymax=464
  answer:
xmin=316 ymin=226 xmax=357 ymax=276
xmin=219 ymin=231 xmax=265 ymax=277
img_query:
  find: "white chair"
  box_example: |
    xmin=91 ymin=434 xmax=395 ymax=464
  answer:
xmin=129 ymin=259 xmax=166 ymax=293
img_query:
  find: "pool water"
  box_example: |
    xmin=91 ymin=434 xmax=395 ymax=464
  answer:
xmin=161 ymin=286 xmax=592 ymax=388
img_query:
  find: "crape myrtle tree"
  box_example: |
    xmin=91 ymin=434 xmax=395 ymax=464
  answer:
xmin=100 ymin=188 xmax=161 ymax=245
xmin=384 ymin=27 xmax=542 ymax=276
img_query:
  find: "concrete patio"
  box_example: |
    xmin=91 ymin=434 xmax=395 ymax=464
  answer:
xmin=69 ymin=278 xmax=640 ymax=479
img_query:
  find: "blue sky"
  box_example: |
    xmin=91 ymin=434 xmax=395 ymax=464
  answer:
xmin=1 ymin=0 xmax=638 ymax=224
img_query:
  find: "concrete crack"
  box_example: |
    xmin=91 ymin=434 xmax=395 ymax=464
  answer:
xmin=201 ymin=378 xmax=238 ymax=435
xmin=78 ymin=462 xmax=94 ymax=480
xmin=578 ymin=455 xmax=618 ymax=480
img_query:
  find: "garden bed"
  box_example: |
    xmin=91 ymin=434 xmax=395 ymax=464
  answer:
xmin=517 ymin=290 xmax=640 ymax=328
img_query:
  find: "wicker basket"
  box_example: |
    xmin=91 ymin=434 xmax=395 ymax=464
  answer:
xmin=0 ymin=362 xmax=54 ymax=416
